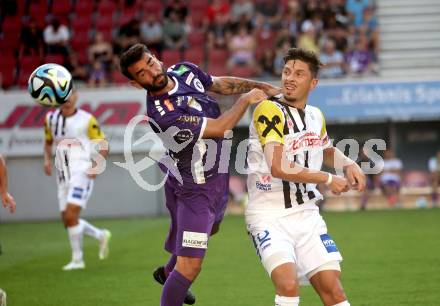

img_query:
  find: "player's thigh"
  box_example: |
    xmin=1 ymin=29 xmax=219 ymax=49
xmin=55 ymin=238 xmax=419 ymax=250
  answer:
xmin=174 ymin=192 xmax=215 ymax=258
xmin=66 ymin=174 xmax=93 ymax=210
xmin=289 ymin=211 xmax=342 ymax=280
xmin=246 ymin=217 xmax=296 ymax=278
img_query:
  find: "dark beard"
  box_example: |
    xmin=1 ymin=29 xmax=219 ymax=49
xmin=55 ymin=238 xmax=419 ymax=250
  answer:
xmin=143 ymin=67 xmax=168 ymax=92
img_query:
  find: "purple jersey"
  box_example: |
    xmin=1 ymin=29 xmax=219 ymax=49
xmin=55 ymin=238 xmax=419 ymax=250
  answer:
xmin=146 ymin=62 xmax=224 ymax=185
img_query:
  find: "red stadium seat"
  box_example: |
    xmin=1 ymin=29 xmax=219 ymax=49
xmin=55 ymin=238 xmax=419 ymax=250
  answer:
xmin=188 ymin=0 xmax=208 ymax=13
xmin=207 ymin=49 xmax=228 ymax=65
xmin=111 ymin=70 xmax=128 ymax=85
xmin=189 ymin=9 xmax=205 ymax=27
xmin=143 ymin=1 xmax=163 ymax=16
xmin=0 ymin=54 xmax=16 ymax=88
xmin=2 ymin=16 xmax=22 ymax=33
xmin=95 ymin=15 xmax=113 ymax=32
xmin=97 ymin=0 xmax=116 ymax=16
xmin=207 ymin=65 xmax=228 ymax=76
xmin=51 ymin=0 xmax=72 ymax=16
xmin=71 ymin=32 xmax=90 ymax=52
xmin=0 ymin=67 xmax=15 ymax=89
xmin=72 ymin=16 xmax=93 ymax=34
xmin=28 ymin=1 xmax=48 ymax=20
xmin=231 ymin=66 xmax=254 ymax=78
xmin=45 ymin=54 xmax=65 ymax=65
xmin=21 ymin=55 xmax=41 ymax=71
xmin=161 ymin=50 xmax=182 ymax=68
xmin=117 ymin=11 xmax=137 ymax=27
xmin=183 ymin=49 xmax=205 ymax=67
xmin=75 ymin=1 xmax=94 ymax=16
xmin=187 ymin=31 xmax=205 ymax=48
xmin=17 ymin=68 xmax=35 ymax=88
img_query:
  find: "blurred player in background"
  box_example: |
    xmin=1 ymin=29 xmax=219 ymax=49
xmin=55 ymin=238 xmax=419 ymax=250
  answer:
xmin=379 ymin=149 xmax=403 ymax=207
xmin=428 ymin=149 xmax=440 ymax=207
xmin=0 ymin=154 xmax=16 ymax=213
xmin=43 ymin=90 xmax=111 ymax=270
xmin=120 ymin=43 xmax=279 ymax=306
xmin=246 ymin=48 xmax=365 ymax=306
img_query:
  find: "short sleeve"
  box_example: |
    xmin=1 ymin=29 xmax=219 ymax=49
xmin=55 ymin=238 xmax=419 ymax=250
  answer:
xmin=317 ymin=108 xmax=332 ymax=149
xmin=151 ymin=111 xmax=207 ymax=151
xmin=253 ymin=100 xmax=285 ymax=146
xmin=87 ymin=115 xmax=106 ymax=140
xmin=44 ymin=113 xmax=53 ymax=142
xmin=172 ymin=62 xmax=213 ymax=89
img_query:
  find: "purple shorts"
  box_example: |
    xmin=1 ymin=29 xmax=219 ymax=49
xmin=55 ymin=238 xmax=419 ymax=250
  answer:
xmin=164 ymin=173 xmax=229 ymax=258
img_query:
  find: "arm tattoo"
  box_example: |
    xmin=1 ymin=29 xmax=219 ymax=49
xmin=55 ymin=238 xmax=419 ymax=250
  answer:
xmin=210 ymin=77 xmax=265 ymax=95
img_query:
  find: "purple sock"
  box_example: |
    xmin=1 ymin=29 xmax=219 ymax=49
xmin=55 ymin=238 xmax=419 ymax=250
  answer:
xmin=160 ymin=270 xmax=192 ymax=306
xmin=164 ymin=254 xmax=177 ymax=276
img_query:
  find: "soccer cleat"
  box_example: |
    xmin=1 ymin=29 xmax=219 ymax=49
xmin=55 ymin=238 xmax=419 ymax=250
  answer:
xmin=153 ymin=266 xmax=196 ymax=305
xmin=62 ymin=260 xmax=85 ymax=271
xmin=99 ymin=229 xmax=111 ymax=260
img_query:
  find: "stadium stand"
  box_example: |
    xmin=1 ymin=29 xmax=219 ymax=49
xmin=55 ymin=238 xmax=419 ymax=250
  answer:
xmin=0 ymin=0 xmax=380 ymax=89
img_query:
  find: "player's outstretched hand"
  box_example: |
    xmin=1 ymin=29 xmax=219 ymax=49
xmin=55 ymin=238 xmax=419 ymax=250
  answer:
xmin=242 ymin=88 xmax=268 ymax=105
xmin=2 ymin=192 xmax=16 ymax=213
xmin=44 ymin=161 xmax=52 ymax=176
xmin=345 ymin=163 xmax=366 ymax=192
xmin=328 ymin=175 xmax=349 ymax=195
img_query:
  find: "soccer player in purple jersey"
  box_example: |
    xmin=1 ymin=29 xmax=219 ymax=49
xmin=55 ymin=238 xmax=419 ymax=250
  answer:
xmin=120 ymin=43 xmax=279 ymax=306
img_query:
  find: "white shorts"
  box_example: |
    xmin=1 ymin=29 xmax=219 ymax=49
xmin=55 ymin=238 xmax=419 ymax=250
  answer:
xmin=246 ymin=209 xmax=342 ymax=284
xmin=57 ymin=173 xmax=94 ymax=211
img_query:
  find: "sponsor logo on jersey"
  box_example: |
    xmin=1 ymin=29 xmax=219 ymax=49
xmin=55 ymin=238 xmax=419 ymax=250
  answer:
xmin=320 ymin=234 xmax=339 ymax=253
xmin=164 ymin=99 xmax=174 ymax=111
xmin=286 ymin=131 xmax=325 ymax=154
xmin=177 ymin=115 xmax=201 ymax=125
xmin=182 ymin=231 xmax=208 ymax=249
xmin=256 ymin=181 xmax=271 ymax=191
xmin=188 ymin=97 xmax=202 ymax=112
xmin=173 ymin=65 xmax=190 ymax=76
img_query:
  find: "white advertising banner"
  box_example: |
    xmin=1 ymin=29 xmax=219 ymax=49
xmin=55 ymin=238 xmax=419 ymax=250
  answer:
xmin=0 ymin=87 xmax=159 ymax=156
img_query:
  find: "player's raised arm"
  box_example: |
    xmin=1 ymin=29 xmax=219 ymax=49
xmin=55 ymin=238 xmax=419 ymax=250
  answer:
xmin=202 ymin=89 xmax=267 ymax=138
xmin=209 ymin=76 xmax=281 ymax=97
xmin=0 ymin=154 xmax=16 ymax=213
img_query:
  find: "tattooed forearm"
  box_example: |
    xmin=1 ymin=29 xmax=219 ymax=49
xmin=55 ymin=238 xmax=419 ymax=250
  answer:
xmin=210 ymin=77 xmax=269 ymax=95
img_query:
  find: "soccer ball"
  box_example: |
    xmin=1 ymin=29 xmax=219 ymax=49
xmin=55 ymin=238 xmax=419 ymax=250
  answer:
xmin=28 ymin=63 xmax=73 ymax=107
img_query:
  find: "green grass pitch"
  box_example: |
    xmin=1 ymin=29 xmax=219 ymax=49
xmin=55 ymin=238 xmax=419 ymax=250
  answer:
xmin=1 ymin=209 xmax=440 ymax=306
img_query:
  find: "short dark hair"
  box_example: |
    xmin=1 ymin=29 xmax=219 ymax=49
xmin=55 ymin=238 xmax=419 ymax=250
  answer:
xmin=283 ymin=48 xmax=322 ymax=77
xmin=119 ymin=43 xmax=151 ymax=80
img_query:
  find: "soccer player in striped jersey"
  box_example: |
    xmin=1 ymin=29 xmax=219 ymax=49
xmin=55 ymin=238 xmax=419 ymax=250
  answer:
xmin=43 ymin=90 xmax=111 ymax=271
xmin=246 ymin=48 xmax=366 ymax=306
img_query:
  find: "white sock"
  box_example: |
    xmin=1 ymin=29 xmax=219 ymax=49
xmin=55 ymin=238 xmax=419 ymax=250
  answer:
xmin=333 ymin=301 xmax=350 ymax=306
xmin=275 ymin=295 xmax=299 ymax=306
xmin=80 ymin=219 xmax=104 ymax=240
xmin=67 ymin=223 xmax=84 ymax=262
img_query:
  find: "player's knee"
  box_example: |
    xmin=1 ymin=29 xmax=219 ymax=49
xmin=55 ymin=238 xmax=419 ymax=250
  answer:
xmin=63 ymin=211 xmax=78 ymax=227
xmin=276 ymin=278 xmax=299 ymax=296
xmin=322 ymin=284 xmax=346 ymax=304
xmin=178 ymin=259 xmax=202 ymax=280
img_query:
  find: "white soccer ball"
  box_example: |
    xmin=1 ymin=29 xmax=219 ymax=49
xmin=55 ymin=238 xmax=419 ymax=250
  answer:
xmin=28 ymin=63 xmax=73 ymax=107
